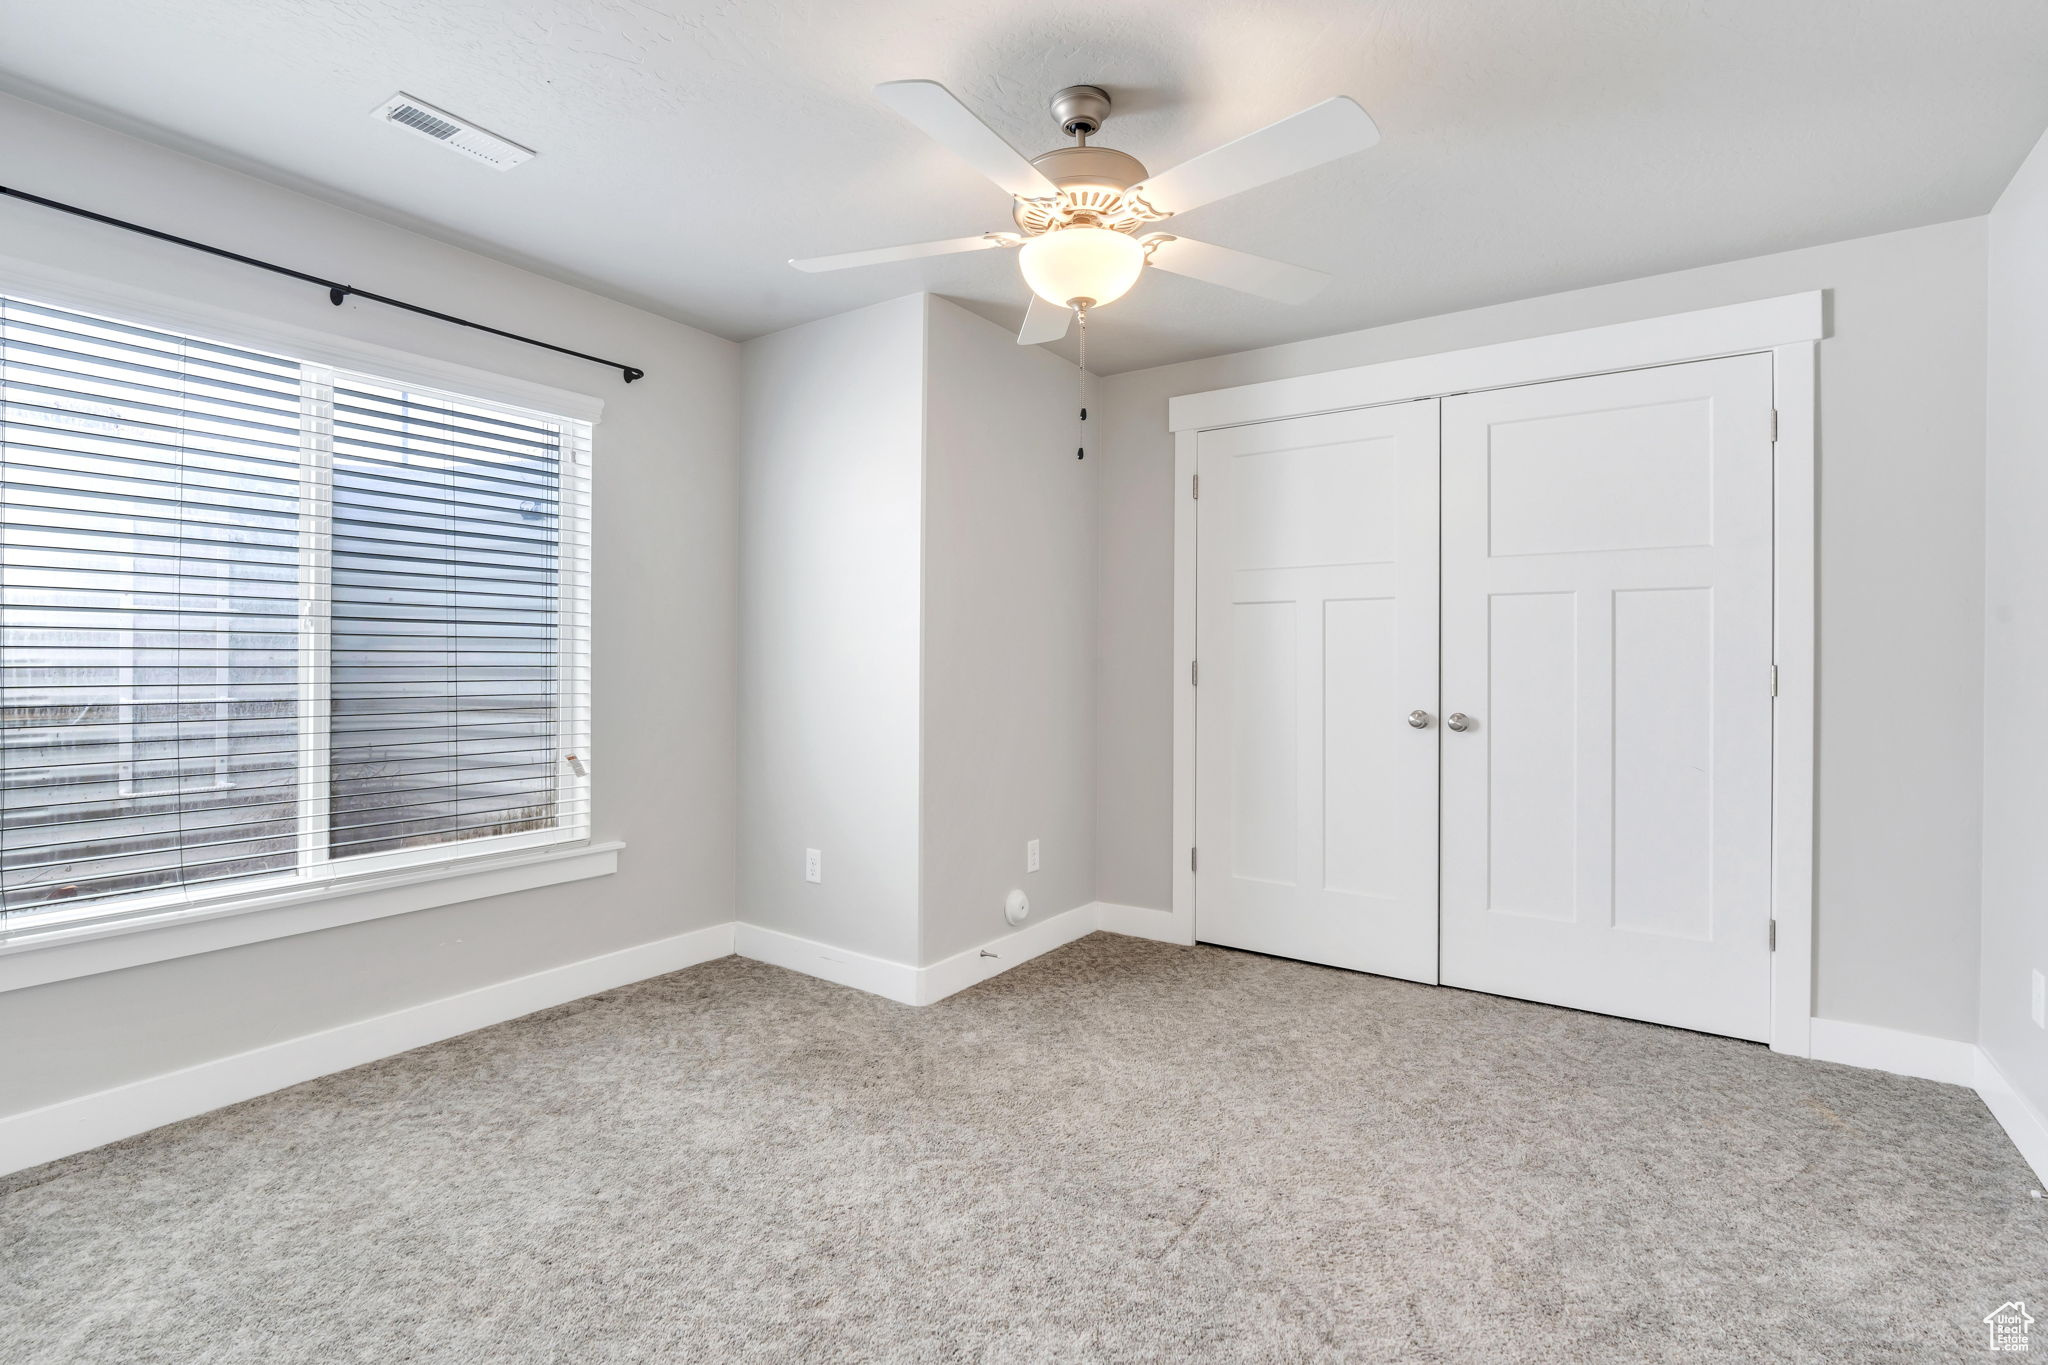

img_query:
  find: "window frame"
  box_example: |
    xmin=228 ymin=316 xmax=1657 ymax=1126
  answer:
xmin=0 ymin=259 xmax=608 ymax=987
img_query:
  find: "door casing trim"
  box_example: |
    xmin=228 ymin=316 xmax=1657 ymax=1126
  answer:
xmin=1168 ymin=292 xmax=1824 ymax=1056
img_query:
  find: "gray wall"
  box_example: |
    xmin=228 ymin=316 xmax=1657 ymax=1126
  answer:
xmin=1095 ymin=218 xmax=1988 ymax=1042
xmin=1981 ymin=126 xmax=2048 ymax=1111
xmin=0 ymin=94 xmax=741 ymax=1116
xmin=920 ymin=297 xmax=1096 ymax=965
xmin=740 ymin=294 xmax=1099 ymax=969
xmin=739 ymin=296 xmax=926 ymax=965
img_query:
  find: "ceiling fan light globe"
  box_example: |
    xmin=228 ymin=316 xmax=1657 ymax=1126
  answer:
xmin=1019 ymin=226 xmax=1144 ymax=309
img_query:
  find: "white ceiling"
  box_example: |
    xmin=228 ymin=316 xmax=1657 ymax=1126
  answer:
xmin=6 ymin=0 xmax=2048 ymax=373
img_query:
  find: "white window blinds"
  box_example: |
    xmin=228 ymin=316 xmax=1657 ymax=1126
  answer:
xmin=0 ymin=294 xmax=592 ymax=939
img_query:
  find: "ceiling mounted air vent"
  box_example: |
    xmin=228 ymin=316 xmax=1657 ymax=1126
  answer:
xmin=372 ymin=93 xmax=534 ymax=170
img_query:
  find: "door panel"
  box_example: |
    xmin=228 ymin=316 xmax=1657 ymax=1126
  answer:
xmin=1323 ymin=597 xmax=1401 ymax=898
xmin=1611 ymin=586 xmax=1713 ymax=939
xmin=1485 ymin=590 xmax=1579 ymax=922
xmin=1229 ymin=600 xmax=1297 ymax=884
xmin=1195 ymin=401 xmax=1439 ymax=983
xmin=1439 ymin=355 xmax=1775 ymax=1040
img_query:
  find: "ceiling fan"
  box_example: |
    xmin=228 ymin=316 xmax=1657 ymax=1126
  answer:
xmin=790 ymin=81 xmax=1380 ymax=345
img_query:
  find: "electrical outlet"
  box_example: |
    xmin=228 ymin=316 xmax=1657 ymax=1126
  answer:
xmin=805 ymin=848 xmax=822 ymax=884
xmin=1027 ymin=839 xmax=1041 ymax=873
xmin=2032 ymin=969 xmax=2045 ymax=1029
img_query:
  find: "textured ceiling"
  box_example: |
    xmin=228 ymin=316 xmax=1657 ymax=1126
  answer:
xmin=5 ymin=0 xmax=2048 ymax=373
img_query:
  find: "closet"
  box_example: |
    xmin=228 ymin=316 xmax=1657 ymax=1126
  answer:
xmin=1191 ymin=351 xmax=1778 ymax=1041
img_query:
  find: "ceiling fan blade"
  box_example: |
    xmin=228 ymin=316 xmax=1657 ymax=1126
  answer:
xmin=1129 ymin=97 xmax=1380 ymax=217
xmin=789 ymin=233 xmax=1019 ymax=273
xmin=1017 ymin=294 xmax=1073 ymax=345
xmin=1140 ymin=235 xmax=1330 ymax=304
xmin=874 ymin=80 xmax=1061 ymax=199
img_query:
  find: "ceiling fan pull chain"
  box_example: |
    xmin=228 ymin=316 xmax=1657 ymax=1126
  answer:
xmin=1076 ymin=302 xmax=1088 ymax=460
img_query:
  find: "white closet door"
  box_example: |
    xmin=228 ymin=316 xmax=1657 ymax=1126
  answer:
xmin=1195 ymin=400 xmax=1439 ymax=983
xmin=1439 ymin=354 xmax=1775 ymax=1040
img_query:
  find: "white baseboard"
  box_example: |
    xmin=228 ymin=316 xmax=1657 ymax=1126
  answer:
xmin=0 ymin=921 xmax=736 ymax=1179
xmin=736 ymin=901 xmax=1102 ymax=1008
xmin=5 ymin=900 xmax=1163 ymax=1177
xmin=1809 ymin=1017 xmax=1979 ymax=1086
xmin=918 ymin=902 xmax=1100 ymax=1005
xmin=1806 ymin=1018 xmax=2048 ymax=1187
xmin=1093 ymin=911 xmax=2035 ymax=1180
xmin=732 ymin=923 xmax=921 ymax=1005
xmin=24 ymin=906 xmax=2036 ymax=1197
xmin=1094 ymin=899 xmax=1195 ymax=945
xmin=1975 ymin=1049 xmax=2048 ymax=1188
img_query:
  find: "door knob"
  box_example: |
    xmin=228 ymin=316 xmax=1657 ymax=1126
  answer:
xmin=1445 ymin=712 xmax=1472 ymax=732
xmin=1407 ymin=709 xmax=1432 ymax=729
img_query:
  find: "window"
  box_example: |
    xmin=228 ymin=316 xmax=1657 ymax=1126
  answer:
xmin=0 ymin=294 xmax=592 ymax=941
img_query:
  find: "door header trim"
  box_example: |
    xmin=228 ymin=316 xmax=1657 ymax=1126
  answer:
xmin=1167 ymin=292 xmax=1824 ymax=433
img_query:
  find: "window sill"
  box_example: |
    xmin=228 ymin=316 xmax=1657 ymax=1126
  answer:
xmin=0 ymin=840 xmax=624 ymax=994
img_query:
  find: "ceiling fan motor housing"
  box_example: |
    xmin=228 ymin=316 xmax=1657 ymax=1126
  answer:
xmin=1013 ymin=145 xmax=1154 ymax=234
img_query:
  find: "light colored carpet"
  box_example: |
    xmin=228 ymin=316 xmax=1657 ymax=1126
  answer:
xmin=3 ymin=932 xmax=2042 ymax=1363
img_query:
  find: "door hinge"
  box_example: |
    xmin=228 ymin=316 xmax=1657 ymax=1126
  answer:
xmin=1191 ymin=658 xmax=1199 ymax=686
xmin=1190 ymin=846 xmax=1198 ymax=873
xmin=1192 ymin=473 xmax=1200 ymax=499
xmin=1770 ymin=663 xmax=1779 ymax=697
xmin=1769 ymin=919 xmax=1777 ymax=951
xmin=1769 ymin=409 xmax=1779 ymax=443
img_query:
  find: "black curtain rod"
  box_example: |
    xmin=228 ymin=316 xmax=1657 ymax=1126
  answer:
xmin=0 ymin=184 xmax=645 ymax=383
